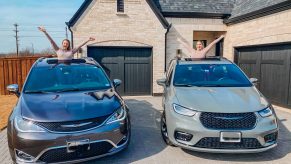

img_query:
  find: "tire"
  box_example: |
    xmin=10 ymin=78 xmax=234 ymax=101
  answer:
xmin=161 ymin=110 xmax=174 ymax=146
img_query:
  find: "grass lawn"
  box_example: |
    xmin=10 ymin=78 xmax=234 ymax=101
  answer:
xmin=0 ymin=95 xmax=18 ymax=130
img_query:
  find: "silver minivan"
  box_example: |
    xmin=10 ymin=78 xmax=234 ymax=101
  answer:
xmin=157 ymin=57 xmax=278 ymax=153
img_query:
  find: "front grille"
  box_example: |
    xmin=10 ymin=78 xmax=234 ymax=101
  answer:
xmin=194 ymin=137 xmax=263 ymax=149
xmin=200 ymin=112 xmax=257 ymax=130
xmin=38 ymin=141 xmax=113 ymax=163
xmin=35 ymin=114 xmax=111 ymax=132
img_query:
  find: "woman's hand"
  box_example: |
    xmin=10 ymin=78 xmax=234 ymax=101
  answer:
xmin=89 ymin=37 xmax=95 ymax=41
xmin=38 ymin=26 xmax=46 ymax=32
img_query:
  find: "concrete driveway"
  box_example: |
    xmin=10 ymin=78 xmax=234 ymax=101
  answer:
xmin=1 ymin=96 xmax=291 ymax=164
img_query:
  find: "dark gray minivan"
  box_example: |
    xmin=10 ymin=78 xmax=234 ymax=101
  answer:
xmin=7 ymin=58 xmax=130 ymax=164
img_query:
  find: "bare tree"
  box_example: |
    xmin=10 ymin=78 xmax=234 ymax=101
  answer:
xmin=39 ymin=48 xmax=56 ymax=56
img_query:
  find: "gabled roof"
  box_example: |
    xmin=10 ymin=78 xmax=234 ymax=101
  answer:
xmin=67 ymin=0 xmax=170 ymax=29
xmin=153 ymin=0 xmax=235 ymax=18
xmin=67 ymin=0 xmax=291 ymax=28
xmin=67 ymin=0 xmax=93 ymax=27
xmin=226 ymin=0 xmax=291 ymax=24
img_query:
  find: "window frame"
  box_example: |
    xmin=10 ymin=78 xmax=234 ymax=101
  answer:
xmin=117 ymin=0 xmax=124 ymax=13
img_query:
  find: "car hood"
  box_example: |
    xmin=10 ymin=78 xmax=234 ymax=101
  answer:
xmin=174 ymin=86 xmax=269 ymax=113
xmin=20 ymin=91 xmax=122 ymax=122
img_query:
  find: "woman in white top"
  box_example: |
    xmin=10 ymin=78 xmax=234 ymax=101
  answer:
xmin=179 ymin=35 xmax=224 ymax=58
xmin=38 ymin=26 xmax=95 ymax=60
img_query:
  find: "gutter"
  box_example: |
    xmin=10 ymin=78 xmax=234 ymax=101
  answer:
xmin=164 ymin=23 xmax=172 ymax=72
xmin=65 ymin=22 xmax=74 ymax=49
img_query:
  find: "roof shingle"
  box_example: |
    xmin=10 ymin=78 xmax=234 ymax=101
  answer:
xmin=229 ymin=0 xmax=290 ymax=19
xmin=153 ymin=0 xmax=236 ymax=14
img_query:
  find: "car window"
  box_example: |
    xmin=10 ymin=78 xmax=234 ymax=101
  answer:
xmin=24 ymin=64 xmax=111 ymax=93
xmin=173 ymin=64 xmax=252 ymax=87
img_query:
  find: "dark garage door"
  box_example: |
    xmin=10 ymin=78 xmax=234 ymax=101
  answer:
xmin=88 ymin=47 xmax=152 ymax=96
xmin=235 ymin=44 xmax=291 ymax=107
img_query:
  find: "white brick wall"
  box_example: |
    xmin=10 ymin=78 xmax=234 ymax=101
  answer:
xmin=71 ymin=0 xmax=291 ymax=94
xmin=72 ymin=0 xmax=167 ymax=94
xmin=166 ymin=17 xmax=227 ymax=66
xmin=224 ymin=9 xmax=291 ymax=61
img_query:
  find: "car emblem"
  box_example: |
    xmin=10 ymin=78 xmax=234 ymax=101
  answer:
xmin=214 ymin=116 xmax=244 ymax=120
xmin=61 ymin=122 xmax=92 ymax=128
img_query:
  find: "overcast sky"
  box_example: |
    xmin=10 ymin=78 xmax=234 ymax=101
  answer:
xmin=0 ymin=0 xmax=84 ymax=54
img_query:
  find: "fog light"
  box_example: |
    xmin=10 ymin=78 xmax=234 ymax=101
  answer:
xmin=15 ymin=150 xmax=35 ymax=162
xmin=175 ymin=131 xmax=193 ymax=142
xmin=264 ymin=132 xmax=278 ymax=143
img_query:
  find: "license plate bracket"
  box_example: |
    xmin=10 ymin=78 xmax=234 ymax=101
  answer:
xmin=220 ymin=132 xmax=241 ymax=143
xmin=67 ymin=139 xmax=90 ymax=153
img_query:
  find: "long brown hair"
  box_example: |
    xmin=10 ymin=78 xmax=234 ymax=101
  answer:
xmin=62 ymin=39 xmax=71 ymax=50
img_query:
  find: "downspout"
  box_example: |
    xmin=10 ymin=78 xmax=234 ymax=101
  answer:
xmin=164 ymin=23 xmax=172 ymax=72
xmin=66 ymin=22 xmax=74 ymax=49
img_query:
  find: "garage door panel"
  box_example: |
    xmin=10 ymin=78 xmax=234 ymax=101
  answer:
xmin=260 ymin=64 xmax=287 ymax=103
xmin=288 ymin=65 xmax=291 ymax=106
xmin=236 ymin=44 xmax=291 ymax=107
xmin=239 ymin=48 xmax=260 ymax=60
xmin=261 ymin=46 xmax=288 ymax=60
xmin=88 ymin=47 xmax=152 ymax=96
xmin=125 ymin=63 xmax=151 ymax=95
xmin=239 ymin=64 xmax=257 ymax=79
xmin=124 ymin=49 xmax=151 ymax=62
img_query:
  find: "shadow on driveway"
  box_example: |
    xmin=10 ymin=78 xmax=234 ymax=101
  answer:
xmin=85 ymin=98 xmax=166 ymax=163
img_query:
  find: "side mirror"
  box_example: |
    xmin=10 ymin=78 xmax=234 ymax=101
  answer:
xmin=157 ymin=78 xmax=167 ymax=87
xmin=113 ymin=79 xmax=122 ymax=88
xmin=250 ymin=78 xmax=259 ymax=85
xmin=7 ymin=84 xmax=20 ymax=97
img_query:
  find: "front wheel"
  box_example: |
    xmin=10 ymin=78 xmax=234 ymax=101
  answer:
xmin=161 ymin=111 xmax=174 ymax=146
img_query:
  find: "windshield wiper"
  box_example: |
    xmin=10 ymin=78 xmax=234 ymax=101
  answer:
xmin=24 ymin=90 xmax=50 ymax=94
xmin=55 ymin=88 xmax=81 ymax=93
xmin=174 ymin=84 xmax=198 ymax=87
xmin=198 ymin=84 xmax=234 ymax=87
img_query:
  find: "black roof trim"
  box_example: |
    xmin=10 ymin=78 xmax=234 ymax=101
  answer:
xmin=225 ymin=1 xmax=291 ymax=25
xmin=67 ymin=0 xmax=93 ymax=27
xmin=162 ymin=12 xmax=231 ymax=19
xmin=234 ymin=41 xmax=291 ymax=49
xmin=146 ymin=0 xmax=170 ymax=29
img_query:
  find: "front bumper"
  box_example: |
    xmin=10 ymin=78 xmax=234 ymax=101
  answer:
xmin=9 ymin=116 xmax=130 ymax=164
xmin=166 ymin=109 xmax=279 ymax=153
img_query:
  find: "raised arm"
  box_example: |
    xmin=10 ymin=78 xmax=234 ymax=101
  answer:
xmin=72 ymin=37 xmax=95 ymax=54
xmin=202 ymin=35 xmax=224 ymax=54
xmin=38 ymin=27 xmax=59 ymax=51
xmin=177 ymin=38 xmax=196 ymax=55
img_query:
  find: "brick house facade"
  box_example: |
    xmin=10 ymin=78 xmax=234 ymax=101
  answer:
xmin=67 ymin=0 xmax=291 ymax=105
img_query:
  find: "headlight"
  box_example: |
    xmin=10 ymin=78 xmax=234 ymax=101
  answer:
xmin=258 ymin=107 xmax=273 ymax=117
xmin=14 ymin=116 xmax=46 ymax=133
xmin=106 ymin=106 xmax=126 ymax=124
xmin=173 ymin=104 xmax=196 ymax=117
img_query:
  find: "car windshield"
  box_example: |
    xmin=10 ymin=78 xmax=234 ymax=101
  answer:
xmin=24 ymin=64 xmax=111 ymax=93
xmin=173 ymin=64 xmax=252 ymax=87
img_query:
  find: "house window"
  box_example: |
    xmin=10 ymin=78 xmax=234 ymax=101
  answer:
xmin=117 ymin=0 xmax=124 ymax=12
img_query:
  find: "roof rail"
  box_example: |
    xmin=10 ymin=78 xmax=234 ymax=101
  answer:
xmin=176 ymin=56 xmax=229 ymax=61
xmin=46 ymin=58 xmax=87 ymax=64
xmin=37 ymin=57 xmax=46 ymax=62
